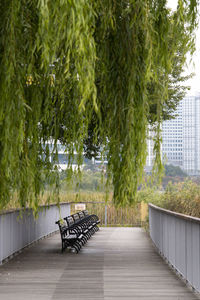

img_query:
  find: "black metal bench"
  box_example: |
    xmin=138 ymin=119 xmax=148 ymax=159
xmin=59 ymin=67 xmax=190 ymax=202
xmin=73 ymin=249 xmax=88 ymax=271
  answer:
xmin=56 ymin=210 xmax=100 ymax=253
xmin=55 ymin=219 xmax=82 ymax=253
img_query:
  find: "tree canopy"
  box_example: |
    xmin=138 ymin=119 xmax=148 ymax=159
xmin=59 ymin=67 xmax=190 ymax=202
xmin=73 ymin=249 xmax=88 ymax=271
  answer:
xmin=0 ymin=0 xmax=198 ymax=210
xmin=164 ymin=164 xmax=187 ymax=177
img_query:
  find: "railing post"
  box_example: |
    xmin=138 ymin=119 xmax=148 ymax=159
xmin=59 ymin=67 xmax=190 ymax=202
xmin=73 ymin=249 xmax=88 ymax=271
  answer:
xmin=105 ymin=205 xmax=107 ymax=227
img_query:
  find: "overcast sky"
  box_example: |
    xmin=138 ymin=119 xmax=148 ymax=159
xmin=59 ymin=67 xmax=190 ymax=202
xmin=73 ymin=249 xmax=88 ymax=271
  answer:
xmin=167 ymin=0 xmax=200 ymax=95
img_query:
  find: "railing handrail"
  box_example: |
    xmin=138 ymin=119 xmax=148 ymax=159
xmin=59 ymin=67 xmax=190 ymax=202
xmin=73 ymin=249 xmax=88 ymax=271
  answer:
xmin=149 ymin=203 xmax=200 ymax=224
xmin=0 ymin=202 xmax=71 ymax=216
xmin=0 ymin=201 xmax=107 ymax=216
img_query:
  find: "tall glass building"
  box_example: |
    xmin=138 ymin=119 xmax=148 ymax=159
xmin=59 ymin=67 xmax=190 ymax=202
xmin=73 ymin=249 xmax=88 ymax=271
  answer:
xmin=162 ymin=102 xmax=183 ymax=168
xmin=182 ymin=94 xmax=200 ymax=175
xmin=147 ymin=93 xmax=200 ymax=175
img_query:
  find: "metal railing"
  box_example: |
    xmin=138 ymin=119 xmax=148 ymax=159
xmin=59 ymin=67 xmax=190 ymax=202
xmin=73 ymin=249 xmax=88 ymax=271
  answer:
xmin=70 ymin=202 xmax=142 ymax=227
xmin=0 ymin=203 xmax=70 ymax=264
xmin=149 ymin=203 xmax=200 ymax=293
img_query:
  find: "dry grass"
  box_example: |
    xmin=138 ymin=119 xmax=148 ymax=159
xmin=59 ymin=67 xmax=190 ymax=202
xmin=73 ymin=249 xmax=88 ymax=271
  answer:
xmin=1 ymin=191 xmax=110 ymax=210
xmin=161 ymin=181 xmax=200 ymax=218
xmin=1 ymin=191 xmax=144 ymax=226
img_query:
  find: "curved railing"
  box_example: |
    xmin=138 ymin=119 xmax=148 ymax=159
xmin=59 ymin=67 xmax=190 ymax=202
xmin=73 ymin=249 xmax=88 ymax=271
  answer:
xmin=0 ymin=203 xmax=70 ymax=264
xmin=149 ymin=203 xmax=200 ymax=292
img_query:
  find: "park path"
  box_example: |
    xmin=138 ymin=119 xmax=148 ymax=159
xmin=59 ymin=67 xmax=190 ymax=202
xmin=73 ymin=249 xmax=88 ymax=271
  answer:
xmin=0 ymin=227 xmax=199 ymax=300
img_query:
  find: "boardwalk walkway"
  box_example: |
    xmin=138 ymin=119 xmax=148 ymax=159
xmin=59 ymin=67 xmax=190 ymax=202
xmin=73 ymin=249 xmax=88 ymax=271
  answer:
xmin=0 ymin=227 xmax=199 ymax=300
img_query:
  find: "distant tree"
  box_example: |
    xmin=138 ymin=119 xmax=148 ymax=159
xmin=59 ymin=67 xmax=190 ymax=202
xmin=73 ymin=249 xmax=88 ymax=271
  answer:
xmin=164 ymin=164 xmax=187 ymax=177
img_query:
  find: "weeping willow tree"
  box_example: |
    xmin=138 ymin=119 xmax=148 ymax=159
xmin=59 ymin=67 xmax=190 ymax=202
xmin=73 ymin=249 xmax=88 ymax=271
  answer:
xmin=0 ymin=0 xmax=198 ymax=210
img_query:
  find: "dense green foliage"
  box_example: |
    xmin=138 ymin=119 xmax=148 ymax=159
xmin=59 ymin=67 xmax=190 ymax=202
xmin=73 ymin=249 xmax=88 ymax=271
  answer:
xmin=164 ymin=164 xmax=187 ymax=177
xmin=0 ymin=0 xmax=198 ymax=210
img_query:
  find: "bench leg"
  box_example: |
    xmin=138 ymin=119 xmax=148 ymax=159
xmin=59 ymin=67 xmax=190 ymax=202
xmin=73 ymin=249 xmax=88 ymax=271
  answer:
xmin=72 ymin=243 xmax=80 ymax=253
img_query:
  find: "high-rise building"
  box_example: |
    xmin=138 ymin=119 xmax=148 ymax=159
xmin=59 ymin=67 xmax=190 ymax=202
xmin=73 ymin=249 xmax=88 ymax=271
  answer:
xmin=162 ymin=102 xmax=183 ymax=168
xmin=146 ymin=92 xmax=200 ymax=175
xmin=182 ymin=94 xmax=200 ymax=175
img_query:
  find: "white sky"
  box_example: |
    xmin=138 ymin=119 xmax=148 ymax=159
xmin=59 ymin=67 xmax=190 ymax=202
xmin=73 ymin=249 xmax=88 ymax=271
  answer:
xmin=167 ymin=0 xmax=200 ymax=95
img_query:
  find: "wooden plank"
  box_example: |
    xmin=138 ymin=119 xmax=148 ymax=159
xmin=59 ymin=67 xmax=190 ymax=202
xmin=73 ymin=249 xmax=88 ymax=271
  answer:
xmin=0 ymin=227 xmax=199 ymax=299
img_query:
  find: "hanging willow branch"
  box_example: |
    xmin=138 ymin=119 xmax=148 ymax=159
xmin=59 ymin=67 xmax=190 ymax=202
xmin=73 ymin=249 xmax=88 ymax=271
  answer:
xmin=0 ymin=0 xmax=198 ymax=210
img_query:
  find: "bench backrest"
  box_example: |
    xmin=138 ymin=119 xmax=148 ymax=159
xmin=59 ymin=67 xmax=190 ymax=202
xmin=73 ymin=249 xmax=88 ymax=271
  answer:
xmin=72 ymin=213 xmax=80 ymax=222
xmin=78 ymin=211 xmax=85 ymax=219
xmin=65 ymin=216 xmax=75 ymax=227
xmin=55 ymin=219 xmax=68 ymax=233
xmin=83 ymin=210 xmax=89 ymax=216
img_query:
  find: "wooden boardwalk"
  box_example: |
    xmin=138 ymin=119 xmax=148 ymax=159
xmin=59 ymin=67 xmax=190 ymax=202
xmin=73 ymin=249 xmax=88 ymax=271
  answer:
xmin=0 ymin=227 xmax=199 ymax=300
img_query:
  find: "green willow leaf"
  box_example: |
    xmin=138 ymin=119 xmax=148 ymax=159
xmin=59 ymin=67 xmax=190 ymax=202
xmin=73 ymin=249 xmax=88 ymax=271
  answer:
xmin=0 ymin=0 xmax=198 ymax=210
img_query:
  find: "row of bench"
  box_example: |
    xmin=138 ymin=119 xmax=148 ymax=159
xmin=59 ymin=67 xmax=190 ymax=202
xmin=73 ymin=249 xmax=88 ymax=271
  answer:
xmin=56 ymin=210 xmax=100 ymax=253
